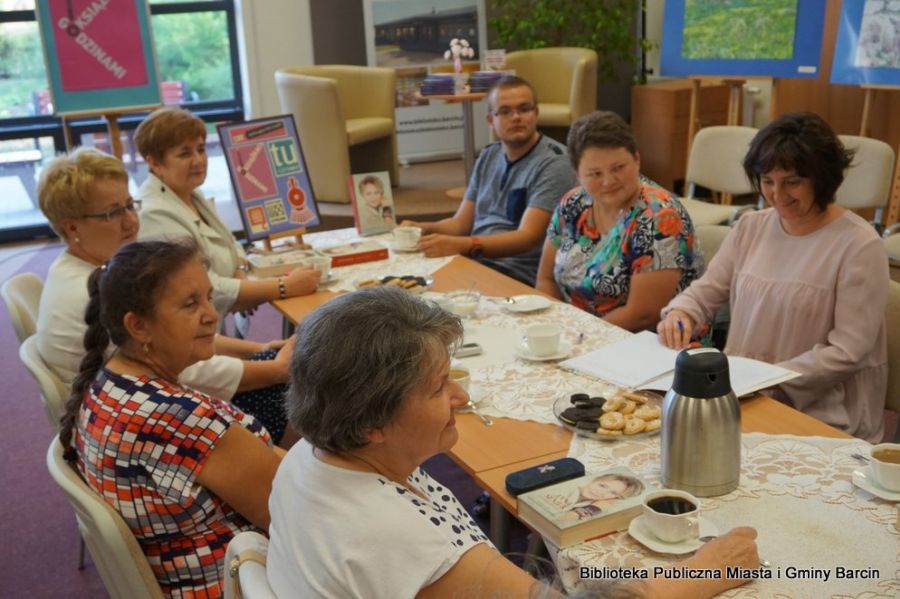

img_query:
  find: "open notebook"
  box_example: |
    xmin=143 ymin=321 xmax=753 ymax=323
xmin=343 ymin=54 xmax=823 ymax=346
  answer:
xmin=559 ymin=331 xmax=800 ymax=397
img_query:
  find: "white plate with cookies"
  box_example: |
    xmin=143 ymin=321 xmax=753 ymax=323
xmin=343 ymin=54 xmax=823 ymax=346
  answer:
xmin=553 ymin=390 xmax=663 ymax=441
xmin=354 ymin=275 xmax=434 ymax=294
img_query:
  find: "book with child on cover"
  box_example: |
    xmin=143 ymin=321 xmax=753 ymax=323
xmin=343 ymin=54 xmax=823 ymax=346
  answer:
xmin=349 ymin=171 xmax=396 ymax=236
xmin=517 ymin=466 xmax=653 ymax=548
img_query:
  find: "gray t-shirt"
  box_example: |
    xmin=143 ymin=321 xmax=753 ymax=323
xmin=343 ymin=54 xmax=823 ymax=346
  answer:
xmin=464 ymin=135 xmax=578 ymax=285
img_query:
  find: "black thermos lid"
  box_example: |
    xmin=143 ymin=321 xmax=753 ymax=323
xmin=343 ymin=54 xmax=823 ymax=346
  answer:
xmin=671 ymin=348 xmax=732 ymax=398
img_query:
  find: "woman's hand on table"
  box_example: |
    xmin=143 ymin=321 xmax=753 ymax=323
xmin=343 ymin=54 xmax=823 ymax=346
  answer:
xmin=283 ymin=267 xmax=321 ymax=297
xmin=418 ymin=233 xmax=470 ymax=257
xmin=657 ymin=309 xmax=694 ymax=349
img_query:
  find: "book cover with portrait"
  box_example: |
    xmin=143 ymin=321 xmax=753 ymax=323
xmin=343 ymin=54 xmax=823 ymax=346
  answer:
xmin=349 ymin=171 xmax=397 ymax=236
xmin=517 ymin=466 xmax=653 ymax=547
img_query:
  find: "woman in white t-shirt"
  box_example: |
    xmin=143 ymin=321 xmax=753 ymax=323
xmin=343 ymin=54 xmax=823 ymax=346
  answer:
xmin=267 ymin=286 xmax=760 ymax=599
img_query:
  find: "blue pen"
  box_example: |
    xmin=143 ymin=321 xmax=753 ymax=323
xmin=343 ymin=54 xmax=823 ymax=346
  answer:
xmin=677 ymin=319 xmax=684 ymax=336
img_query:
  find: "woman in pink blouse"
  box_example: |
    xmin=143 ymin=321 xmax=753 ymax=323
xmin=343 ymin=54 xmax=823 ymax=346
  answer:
xmin=658 ymin=113 xmax=889 ymax=442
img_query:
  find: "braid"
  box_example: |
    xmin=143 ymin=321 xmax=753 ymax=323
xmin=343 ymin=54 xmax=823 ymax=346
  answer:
xmin=60 ymin=268 xmax=109 ymax=461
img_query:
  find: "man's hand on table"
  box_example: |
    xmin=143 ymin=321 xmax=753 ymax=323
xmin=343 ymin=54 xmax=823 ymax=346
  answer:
xmin=417 ymin=233 xmax=471 ymax=257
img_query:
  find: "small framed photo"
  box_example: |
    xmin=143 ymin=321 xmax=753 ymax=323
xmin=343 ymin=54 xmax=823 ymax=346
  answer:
xmin=349 ymin=171 xmax=396 ymax=236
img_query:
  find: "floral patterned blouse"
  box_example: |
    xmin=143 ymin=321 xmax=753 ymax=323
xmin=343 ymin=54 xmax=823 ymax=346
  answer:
xmin=75 ymin=369 xmax=271 ymax=598
xmin=547 ymin=181 xmax=703 ymax=319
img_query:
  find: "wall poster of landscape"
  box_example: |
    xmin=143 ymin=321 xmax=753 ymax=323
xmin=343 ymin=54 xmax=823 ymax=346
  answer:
xmin=661 ymin=0 xmax=826 ymax=79
xmin=831 ymin=0 xmax=900 ymax=86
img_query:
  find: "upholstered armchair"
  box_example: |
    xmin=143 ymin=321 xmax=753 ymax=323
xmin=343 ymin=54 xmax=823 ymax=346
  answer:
xmin=504 ymin=48 xmax=598 ymax=128
xmin=275 ymin=66 xmax=399 ymax=204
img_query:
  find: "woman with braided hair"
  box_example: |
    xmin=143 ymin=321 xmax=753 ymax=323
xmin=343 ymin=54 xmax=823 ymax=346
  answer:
xmin=60 ymin=239 xmax=282 ymax=598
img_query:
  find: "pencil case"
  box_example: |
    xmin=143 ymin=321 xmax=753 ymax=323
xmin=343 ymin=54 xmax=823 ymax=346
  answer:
xmin=505 ymin=457 xmax=585 ymax=496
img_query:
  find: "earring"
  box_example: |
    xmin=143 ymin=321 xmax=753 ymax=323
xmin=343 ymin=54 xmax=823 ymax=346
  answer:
xmin=74 ymin=237 xmax=80 ymax=243
xmin=143 ymin=342 xmax=150 ymax=354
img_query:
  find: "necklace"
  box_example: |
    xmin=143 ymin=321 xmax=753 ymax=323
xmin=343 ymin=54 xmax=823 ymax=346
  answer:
xmin=337 ymin=449 xmax=426 ymax=500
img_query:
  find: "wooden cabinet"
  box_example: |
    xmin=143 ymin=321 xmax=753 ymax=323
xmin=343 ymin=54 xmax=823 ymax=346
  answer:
xmin=631 ymin=79 xmax=730 ymax=193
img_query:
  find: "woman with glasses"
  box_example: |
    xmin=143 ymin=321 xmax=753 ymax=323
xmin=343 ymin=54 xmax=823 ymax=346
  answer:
xmin=134 ymin=107 xmax=320 ymax=319
xmin=35 ymin=148 xmax=299 ymax=446
xmin=535 ymin=111 xmax=703 ymax=332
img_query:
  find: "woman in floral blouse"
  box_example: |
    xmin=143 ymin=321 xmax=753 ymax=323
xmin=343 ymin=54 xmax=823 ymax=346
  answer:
xmin=536 ymin=111 xmax=703 ymax=331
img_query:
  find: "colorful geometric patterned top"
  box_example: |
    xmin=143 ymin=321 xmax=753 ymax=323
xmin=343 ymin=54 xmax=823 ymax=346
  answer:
xmin=74 ymin=369 xmax=271 ymax=598
xmin=547 ymin=181 xmax=703 ymax=319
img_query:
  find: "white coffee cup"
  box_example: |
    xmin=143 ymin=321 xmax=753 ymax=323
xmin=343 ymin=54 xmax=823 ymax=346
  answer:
xmin=870 ymin=443 xmax=900 ymax=492
xmin=642 ymin=489 xmax=700 ymax=544
xmin=308 ymin=255 xmax=332 ymax=278
xmin=449 ymin=361 xmax=470 ymax=392
xmin=524 ymin=323 xmax=561 ymax=357
xmin=393 ymin=226 xmax=422 ymax=249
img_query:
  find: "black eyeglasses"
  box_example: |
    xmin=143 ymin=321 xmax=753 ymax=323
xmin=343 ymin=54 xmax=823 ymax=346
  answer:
xmin=491 ymin=104 xmax=536 ymax=118
xmin=82 ymin=199 xmax=141 ymax=222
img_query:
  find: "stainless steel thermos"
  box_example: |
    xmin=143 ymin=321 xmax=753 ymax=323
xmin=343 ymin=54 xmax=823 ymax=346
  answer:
xmin=661 ymin=347 xmax=741 ymax=497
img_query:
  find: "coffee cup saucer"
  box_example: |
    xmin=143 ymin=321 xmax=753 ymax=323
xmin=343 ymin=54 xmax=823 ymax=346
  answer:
xmin=852 ymin=469 xmax=900 ymax=502
xmin=391 ymin=243 xmax=420 ymax=253
xmin=628 ymin=515 xmax=717 ymax=555
xmin=514 ymin=340 xmax=572 ymax=362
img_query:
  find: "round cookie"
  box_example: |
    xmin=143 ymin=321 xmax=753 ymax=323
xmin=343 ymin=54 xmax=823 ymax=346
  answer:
xmin=623 ymin=416 xmax=646 ymax=435
xmin=635 ymin=405 xmax=661 ymax=421
xmin=644 ymin=418 xmax=661 ymax=432
xmin=601 ymin=397 xmax=626 ymax=412
xmin=599 ymin=411 xmax=625 ymax=430
xmin=597 ymin=428 xmax=623 ymax=436
xmin=620 ymin=400 xmax=637 ymax=415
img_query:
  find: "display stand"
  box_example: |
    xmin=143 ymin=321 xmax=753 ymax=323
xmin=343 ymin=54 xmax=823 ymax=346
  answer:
xmin=858 ymin=85 xmax=900 ymax=226
xmin=686 ymin=76 xmax=776 ymax=205
xmin=261 ymin=228 xmax=310 ymax=253
xmin=61 ymin=106 xmax=157 ymax=160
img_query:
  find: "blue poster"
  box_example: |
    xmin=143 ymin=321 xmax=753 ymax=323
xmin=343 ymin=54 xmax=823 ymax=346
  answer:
xmin=661 ymin=0 xmax=826 ymax=79
xmin=217 ymin=115 xmax=321 ymax=242
xmin=831 ymin=0 xmax=900 ymax=86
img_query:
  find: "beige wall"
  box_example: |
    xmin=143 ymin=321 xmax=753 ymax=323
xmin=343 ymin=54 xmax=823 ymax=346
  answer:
xmin=235 ymin=0 xmax=315 ymax=119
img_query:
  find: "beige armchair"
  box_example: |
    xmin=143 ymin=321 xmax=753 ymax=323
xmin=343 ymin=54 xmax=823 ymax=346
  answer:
xmin=275 ymin=66 xmax=399 ymax=204
xmin=504 ymin=48 xmax=598 ymax=128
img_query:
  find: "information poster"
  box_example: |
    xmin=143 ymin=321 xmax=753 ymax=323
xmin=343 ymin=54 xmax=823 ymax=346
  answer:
xmin=364 ymin=0 xmax=489 ymax=162
xmin=660 ymin=0 xmax=826 ymax=79
xmin=34 ymin=0 xmax=161 ymax=114
xmin=217 ymin=115 xmax=321 ymax=242
xmin=831 ymin=0 xmax=900 ymax=86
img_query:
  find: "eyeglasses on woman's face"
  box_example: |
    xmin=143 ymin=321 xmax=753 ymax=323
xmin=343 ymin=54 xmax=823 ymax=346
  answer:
xmin=491 ymin=103 xmax=536 ymax=118
xmin=82 ymin=199 xmax=141 ymax=222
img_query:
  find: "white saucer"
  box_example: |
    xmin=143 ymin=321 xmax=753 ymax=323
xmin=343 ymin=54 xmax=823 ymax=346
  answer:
xmin=514 ymin=341 xmax=572 ymax=362
xmin=502 ymin=294 xmax=553 ymax=313
xmin=628 ymin=515 xmax=718 ymax=555
xmin=852 ymin=469 xmax=900 ymax=502
xmin=391 ymin=243 xmax=420 ymax=254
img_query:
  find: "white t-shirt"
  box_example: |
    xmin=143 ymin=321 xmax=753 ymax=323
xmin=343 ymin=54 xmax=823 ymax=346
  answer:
xmin=267 ymin=439 xmax=492 ymax=598
xmin=35 ymin=251 xmax=243 ymax=400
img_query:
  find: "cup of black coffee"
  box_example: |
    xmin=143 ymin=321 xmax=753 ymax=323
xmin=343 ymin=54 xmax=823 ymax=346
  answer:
xmin=642 ymin=489 xmax=700 ymax=543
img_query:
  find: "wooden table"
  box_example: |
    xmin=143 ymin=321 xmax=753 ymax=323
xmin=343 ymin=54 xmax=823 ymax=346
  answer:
xmin=271 ymin=248 xmax=853 ymax=551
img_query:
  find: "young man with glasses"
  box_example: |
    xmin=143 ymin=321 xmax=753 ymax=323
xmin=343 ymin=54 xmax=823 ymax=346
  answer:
xmin=402 ymin=75 xmax=577 ymax=285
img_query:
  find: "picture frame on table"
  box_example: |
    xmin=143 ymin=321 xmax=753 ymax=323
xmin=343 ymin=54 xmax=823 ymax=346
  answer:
xmin=349 ymin=171 xmax=397 ymax=236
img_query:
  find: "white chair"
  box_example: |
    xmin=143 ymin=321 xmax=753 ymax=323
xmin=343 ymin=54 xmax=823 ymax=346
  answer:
xmin=46 ymin=437 xmax=164 ymax=599
xmin=885 ymin=280 xmax=900 ymax=441
xmin=19 ymin=336 xmax=68 ymax=430
xmin=836 ymin=135 xmax=895 ymax=228
xmin=682 ymin=126 xmax=759 ymax=226
xmin=1 ymin=272 xmax=43 ymax=343
xmin=885 ymin=224 xmax=900 ymax=267
xmin=694 ymin=224 xmax=732 ymax=264
xmin=224 ymin=531 xmax=276 ymax=599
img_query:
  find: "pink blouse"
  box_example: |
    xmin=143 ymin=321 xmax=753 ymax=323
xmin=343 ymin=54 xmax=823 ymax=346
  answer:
xmin=665 ymin=208 xmax=888 ymax=442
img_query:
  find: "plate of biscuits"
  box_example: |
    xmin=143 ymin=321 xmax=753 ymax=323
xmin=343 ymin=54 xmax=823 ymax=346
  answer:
xmin=553 ymin=390 xmax=662 ymax=440
xmin=354 ymin=275 xmax=434 ymax=294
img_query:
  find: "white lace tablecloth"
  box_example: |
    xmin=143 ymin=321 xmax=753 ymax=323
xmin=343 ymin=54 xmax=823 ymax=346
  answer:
xmin=555 ymin=433 xmax=900 ymax=598
xmin=302 ymin=228 xmax=634 ymax=425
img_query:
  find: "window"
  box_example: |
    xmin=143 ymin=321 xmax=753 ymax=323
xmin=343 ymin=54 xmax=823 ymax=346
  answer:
xmin=0 ymin=0 xmax=243 ymax=242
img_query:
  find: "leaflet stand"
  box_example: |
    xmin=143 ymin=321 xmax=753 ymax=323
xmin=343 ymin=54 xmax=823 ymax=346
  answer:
xmin=261 ymin=227 xmax=311 ymax=253
xmin=686 ymin=77 xmax=776 ymax=205
xmin=61 ymin=105 xmax=157 ymax=160
xmin=859 ymin=85 xmax=900 ymax=226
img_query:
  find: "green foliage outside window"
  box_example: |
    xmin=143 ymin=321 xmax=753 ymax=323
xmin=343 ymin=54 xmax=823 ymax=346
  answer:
xmin=488 ymin=0 xmax=655 ymax=83
xmin=152 ymin=11 xmax=234 ymax=101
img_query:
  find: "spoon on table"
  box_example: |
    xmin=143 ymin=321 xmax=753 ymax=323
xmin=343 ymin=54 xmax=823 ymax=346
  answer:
xmin=464 ymin=399 xmax=492 ymax=427
xmin=699 ymin=535 xmax=772 ymax=569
